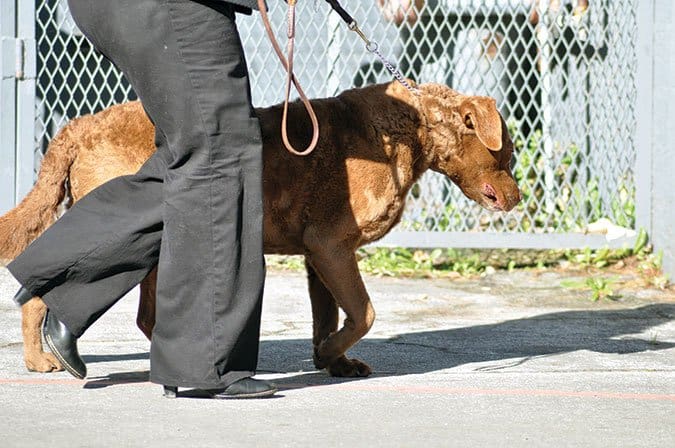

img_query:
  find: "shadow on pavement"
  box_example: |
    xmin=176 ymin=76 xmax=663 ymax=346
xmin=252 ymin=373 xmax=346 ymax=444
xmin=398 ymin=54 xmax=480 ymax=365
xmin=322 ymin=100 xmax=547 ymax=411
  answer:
xmin=83 ymin=304 xmax=674 ymax=390
xmin=259 ymin=304 xmax=675 ymax=387
xmin=84 ymin=370 xmax=149 ymax=389
xmin=83 ymin=352 xmax=149 ymax=363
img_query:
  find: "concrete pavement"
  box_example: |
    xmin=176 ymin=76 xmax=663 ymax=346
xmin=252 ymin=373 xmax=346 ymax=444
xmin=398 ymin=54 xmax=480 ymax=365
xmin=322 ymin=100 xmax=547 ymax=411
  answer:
xmin=1 ymin=266 xmax=673 ymax=447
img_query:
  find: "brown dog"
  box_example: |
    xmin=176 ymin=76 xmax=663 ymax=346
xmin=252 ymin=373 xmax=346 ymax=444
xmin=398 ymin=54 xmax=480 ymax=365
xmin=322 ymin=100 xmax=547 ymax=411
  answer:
xmin=0 ymin=81 xmax=520 ymax=377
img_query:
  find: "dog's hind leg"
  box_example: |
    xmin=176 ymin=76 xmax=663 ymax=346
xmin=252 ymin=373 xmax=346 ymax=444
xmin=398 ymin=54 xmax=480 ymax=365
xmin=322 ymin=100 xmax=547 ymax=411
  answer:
xmin=305 ymin=246 xmax=375 ymax=377
xmin=306 ymin=258 xmax=338 ymax=348
xmin=136 ymin=268 xmax=157 ymax=340
xmin=22 ymin=298 xmax=63 ymax=372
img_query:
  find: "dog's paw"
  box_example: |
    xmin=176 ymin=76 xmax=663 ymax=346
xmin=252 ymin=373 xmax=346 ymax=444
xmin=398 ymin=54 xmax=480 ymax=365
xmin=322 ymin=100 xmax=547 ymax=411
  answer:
xmin=25 ymin=351 xmax=63 ymax=373
xmin=312 ymin=346 xmax=333 ymax=370
xmin=327 ymin=356 xmax=372 ymax=378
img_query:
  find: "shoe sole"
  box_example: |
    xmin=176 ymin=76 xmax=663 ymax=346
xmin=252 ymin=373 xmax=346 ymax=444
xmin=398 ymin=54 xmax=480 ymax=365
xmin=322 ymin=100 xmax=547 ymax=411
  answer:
xmin=44 ymin=331 xmax=86 ymax=380
xmin=211 ymin=388 xmax=278 ymax=399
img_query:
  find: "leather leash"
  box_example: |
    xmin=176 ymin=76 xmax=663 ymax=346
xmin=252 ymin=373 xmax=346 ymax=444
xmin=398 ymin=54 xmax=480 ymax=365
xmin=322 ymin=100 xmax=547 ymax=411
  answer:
xmin=257 ymin=0 xmax=417 ymax=155
xmin=258 ymin=0 xmax=319 ymax=156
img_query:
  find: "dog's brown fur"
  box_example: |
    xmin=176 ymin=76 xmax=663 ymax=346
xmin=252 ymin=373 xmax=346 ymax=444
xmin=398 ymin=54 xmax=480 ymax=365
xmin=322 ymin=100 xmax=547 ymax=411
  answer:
xmin=1 ymin=81 xmax=520 ymax=376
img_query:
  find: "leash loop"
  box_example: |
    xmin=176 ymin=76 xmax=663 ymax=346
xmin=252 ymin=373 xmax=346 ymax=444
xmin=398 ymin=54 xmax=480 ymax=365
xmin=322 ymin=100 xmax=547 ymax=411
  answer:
xmin=258 ymin=0 xmax=320 ymax=156
xmin=257 ymin=0 xmax=419 ymax=157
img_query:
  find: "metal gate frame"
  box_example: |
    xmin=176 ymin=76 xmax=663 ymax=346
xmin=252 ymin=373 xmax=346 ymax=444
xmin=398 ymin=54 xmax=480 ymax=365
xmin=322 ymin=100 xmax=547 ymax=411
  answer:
xmin=648 ymin=0 xmax=675 ymax=276
xmin=0 ymin=0 xmax=35 ymax=213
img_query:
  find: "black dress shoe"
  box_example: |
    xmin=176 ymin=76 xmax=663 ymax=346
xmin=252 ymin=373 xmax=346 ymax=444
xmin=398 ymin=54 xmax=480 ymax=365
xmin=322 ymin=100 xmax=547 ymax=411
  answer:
xmin=43 ymin=310 xmax=87 ymax=379
xmin=163 ymin=377 xmax=277 ymax=399
xmin=13 ymin=286 xmax=35 ymax=306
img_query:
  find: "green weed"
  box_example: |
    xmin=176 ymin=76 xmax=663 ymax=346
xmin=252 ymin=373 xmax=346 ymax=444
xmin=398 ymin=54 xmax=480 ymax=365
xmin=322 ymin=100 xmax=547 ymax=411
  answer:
xmin=560 ymin=276 xmax=620 ymax=301
xmin=585 ymin=277 xmax=619 ymax=301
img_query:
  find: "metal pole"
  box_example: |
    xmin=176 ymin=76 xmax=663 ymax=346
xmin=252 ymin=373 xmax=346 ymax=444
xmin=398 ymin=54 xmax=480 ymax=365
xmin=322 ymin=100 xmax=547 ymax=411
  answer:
xmin=15 ymin=0 xmax=36 ymax=202
xmin=634 ymin=0 xmax=654 ymax=237
xmin=0 ymin=0 xmax=17 ymax=214
xmin=648 ymin=0 xmax=674 ymax=277
xmin=536 ymin=0 xmax=556 ymax=215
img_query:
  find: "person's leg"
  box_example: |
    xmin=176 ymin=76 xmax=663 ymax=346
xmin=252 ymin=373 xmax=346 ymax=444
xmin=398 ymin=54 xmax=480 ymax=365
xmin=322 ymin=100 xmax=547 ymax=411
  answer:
xmin=8 ymin=149 xmax=167 ymax=336
xmin=79 ymin=0 xmax=263 ymax=388
xmin=9 ymin=122 xmax=168 ymax=378
xmin=145 ymin=0 xmax=265 ymax=389
xmin=10 ymin=0 xmax=266 ymax=390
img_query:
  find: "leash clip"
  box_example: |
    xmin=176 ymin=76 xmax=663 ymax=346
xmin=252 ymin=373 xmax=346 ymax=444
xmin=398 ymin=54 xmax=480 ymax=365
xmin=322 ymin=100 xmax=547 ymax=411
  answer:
xmin=348 ymin=21 xmax=378 ymax=52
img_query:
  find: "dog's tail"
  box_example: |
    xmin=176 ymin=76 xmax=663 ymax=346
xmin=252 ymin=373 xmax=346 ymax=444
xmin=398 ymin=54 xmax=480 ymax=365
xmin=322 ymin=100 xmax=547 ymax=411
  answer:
xmin=0 ymin=124 xmax=79 ymax=263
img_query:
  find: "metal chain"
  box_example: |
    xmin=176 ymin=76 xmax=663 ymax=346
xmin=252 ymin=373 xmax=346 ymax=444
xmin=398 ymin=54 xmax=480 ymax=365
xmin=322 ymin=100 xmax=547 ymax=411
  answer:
xmin=368 ymin=44 xmax=419 ymax=95
xmin=347 ymin=21 xmax=419 ymax=96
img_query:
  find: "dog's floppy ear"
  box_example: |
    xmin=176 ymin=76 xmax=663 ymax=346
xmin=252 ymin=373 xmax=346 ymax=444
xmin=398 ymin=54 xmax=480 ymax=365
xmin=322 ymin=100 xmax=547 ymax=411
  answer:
xmin=460 ymin=97 xmax=503 ymax=151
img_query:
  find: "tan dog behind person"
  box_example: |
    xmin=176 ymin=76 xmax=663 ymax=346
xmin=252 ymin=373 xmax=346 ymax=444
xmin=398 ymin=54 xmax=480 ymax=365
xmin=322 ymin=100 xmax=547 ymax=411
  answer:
xmin=0 ymin=81 xmax=520 ymax=377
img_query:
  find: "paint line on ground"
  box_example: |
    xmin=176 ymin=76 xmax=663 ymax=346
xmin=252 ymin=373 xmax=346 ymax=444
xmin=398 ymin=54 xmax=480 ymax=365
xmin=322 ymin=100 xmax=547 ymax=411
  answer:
xmin=0 ymin=377 xmax=673 ymax=402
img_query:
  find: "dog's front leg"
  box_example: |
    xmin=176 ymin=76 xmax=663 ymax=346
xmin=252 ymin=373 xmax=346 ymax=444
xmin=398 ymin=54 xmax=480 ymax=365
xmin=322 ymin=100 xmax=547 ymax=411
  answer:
xmin=22 ymin=298 xmax=63 ymax=372
xmin=306 ymin=257 xmax=371 ymax=376
xmin=305 ymin=246 xmax=375 ymax=377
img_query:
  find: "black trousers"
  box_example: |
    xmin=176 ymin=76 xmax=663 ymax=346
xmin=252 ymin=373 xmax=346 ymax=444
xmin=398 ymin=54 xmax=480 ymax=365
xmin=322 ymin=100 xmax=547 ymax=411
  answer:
xmin=8 ymin=0 xmax=265 ymax=389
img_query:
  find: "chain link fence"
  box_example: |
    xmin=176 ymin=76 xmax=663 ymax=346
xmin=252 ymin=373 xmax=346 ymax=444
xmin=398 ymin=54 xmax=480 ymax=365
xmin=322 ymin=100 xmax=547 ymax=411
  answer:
xmin=32 ymin=0 xmax=638 ymax=248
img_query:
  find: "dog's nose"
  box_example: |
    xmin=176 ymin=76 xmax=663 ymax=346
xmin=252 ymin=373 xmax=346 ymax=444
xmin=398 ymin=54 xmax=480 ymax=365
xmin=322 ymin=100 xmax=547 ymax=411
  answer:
xmin=483 ymin=183 xmax=498 ymax=204
xmin=482 ymin=182 xmax=520 ymax=212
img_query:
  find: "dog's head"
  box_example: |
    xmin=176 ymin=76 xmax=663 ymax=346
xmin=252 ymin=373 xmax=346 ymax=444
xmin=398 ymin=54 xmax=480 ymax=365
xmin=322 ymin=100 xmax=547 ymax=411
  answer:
xmin=417 ymin=83 xmax=521 ymax=212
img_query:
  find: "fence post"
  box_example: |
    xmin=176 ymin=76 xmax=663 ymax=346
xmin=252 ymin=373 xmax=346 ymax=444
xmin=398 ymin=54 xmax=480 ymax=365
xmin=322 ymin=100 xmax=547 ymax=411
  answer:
xmin=0 ymin=0 xmax=17 ymax=214
xmin=649 ymin=0 xmax=675 ymax=277
xmin=635 ymin=1 xmax=653 ymax=232
xmin=0 ymin=0 xmax=35 ymax=214
xmin=15 ymin=0 xmax=36 ymax=203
